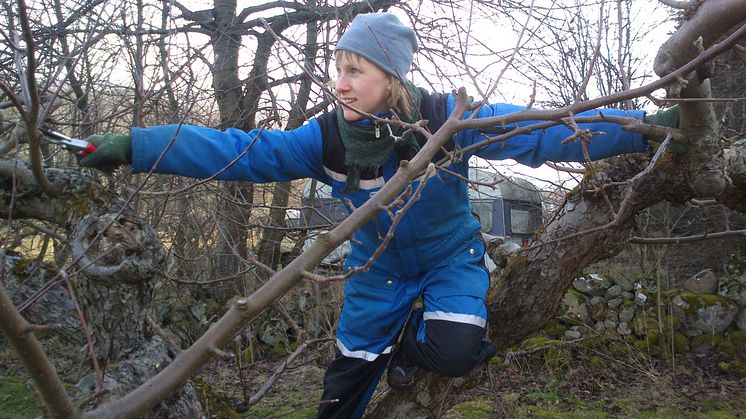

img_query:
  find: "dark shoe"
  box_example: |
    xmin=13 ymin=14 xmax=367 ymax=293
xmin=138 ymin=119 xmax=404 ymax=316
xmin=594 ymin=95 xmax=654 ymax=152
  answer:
xmin=387 ymin=354 xmax=420 ymax=390
xmin=480 ymin=340 xmax=498 ymax=362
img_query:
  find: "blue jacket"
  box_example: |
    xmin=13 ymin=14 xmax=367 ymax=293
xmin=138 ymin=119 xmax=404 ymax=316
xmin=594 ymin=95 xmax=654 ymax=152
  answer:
xmin=131 ymin=93 xmax=646 ymax=281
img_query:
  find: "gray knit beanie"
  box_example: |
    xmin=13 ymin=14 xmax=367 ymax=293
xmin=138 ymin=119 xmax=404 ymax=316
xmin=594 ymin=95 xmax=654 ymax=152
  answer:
xmin=335 ymin=12 xmax=418 ymax=81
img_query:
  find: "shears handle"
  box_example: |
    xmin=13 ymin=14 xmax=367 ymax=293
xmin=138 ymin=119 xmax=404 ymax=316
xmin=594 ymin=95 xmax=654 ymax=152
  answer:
xmin=78 ymin=142 xmax=97 ymax=158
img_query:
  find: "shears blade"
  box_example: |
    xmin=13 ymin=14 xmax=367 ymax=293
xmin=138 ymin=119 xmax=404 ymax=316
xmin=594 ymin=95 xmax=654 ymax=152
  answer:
xmin=39 ymin=128 xmax=96 ymax=157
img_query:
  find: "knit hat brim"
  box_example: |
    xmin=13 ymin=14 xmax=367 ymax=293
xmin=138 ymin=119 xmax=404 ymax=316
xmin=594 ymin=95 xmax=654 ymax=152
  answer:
xmin=335 ymin=12 xmax=418 ymax=81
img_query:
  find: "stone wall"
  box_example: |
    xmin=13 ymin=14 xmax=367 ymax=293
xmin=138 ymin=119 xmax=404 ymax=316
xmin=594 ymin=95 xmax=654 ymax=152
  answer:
xmin=556 ymin=253 xmax=746 ymax=366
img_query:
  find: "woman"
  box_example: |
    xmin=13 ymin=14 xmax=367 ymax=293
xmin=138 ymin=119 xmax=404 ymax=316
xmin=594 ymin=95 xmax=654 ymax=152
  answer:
xmin=79 ymin=12 xmax=660 ymax=419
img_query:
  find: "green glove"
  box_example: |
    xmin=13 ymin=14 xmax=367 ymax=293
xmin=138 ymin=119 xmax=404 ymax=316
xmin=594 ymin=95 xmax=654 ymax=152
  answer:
xmin=643 ymin=105 xmax=679 ymax=129
xmin=78 ymin=133 xmax=132 ymax=174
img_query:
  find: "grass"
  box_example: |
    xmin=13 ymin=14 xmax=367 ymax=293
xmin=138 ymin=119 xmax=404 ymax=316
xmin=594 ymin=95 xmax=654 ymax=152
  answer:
xmin=467 ymin=338 xmax=746 ymax=419
xmin=0 ymin=376 xmax=45 ymax=419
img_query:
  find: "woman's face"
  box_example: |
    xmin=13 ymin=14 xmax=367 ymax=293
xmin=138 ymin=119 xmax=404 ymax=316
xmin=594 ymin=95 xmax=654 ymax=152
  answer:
xmin=335 ymin=53 xmax=391 ymax=122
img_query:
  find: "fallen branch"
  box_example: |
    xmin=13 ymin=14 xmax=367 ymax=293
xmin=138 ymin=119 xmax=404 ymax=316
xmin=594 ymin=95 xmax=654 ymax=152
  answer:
xmin=246 ymin=338 xmax=332 ymax=406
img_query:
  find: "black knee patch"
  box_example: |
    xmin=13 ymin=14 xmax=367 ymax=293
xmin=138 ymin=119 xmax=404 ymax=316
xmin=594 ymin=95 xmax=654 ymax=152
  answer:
xmin=401 ymin=315 xmax=492 ymax=377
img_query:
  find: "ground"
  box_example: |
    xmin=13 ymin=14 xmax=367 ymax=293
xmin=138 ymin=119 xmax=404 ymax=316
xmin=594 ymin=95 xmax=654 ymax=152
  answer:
xmin=198 ymin=335 xmax=746 ymax=418
xmin=1 ymin=333 xmax=745 ymax=418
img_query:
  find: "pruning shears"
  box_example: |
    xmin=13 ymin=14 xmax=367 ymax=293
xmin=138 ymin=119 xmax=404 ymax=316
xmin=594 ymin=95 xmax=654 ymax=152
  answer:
xmin=39 ymin=128 xmax=97 ymax=158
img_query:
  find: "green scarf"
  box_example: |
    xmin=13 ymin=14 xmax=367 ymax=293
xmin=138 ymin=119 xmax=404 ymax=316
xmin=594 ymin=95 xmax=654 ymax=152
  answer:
xmin=337 ymin=83 xmax=422 ymax=192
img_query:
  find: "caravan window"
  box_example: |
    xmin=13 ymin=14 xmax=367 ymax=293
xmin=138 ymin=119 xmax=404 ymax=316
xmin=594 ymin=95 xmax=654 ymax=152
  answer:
xmin=509 ymin=208 xmax=531 ymax=234
xmin=471 ymin=199 xmax=493 ymax=233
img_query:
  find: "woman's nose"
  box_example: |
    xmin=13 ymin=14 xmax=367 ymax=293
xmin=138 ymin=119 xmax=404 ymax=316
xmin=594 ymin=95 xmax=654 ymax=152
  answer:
xmin=335 ymin=75 xmax=349 ymax=93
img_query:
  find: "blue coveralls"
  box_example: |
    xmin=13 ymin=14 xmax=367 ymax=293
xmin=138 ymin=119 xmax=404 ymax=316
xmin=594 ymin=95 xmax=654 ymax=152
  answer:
xmin=131 ymin=95 xmax=646 ymax=418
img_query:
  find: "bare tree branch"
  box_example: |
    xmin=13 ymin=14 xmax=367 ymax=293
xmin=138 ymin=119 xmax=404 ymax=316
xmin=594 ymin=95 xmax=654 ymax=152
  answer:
xmin=630 ymin=228 xmax=746 ymax=243
xmin=0 ymin=260 xmax=80 ymax=418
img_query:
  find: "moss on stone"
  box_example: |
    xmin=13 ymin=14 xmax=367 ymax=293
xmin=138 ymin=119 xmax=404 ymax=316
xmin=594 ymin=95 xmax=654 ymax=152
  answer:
xmin=645 ymin=326 xmax=660 ymax=342
xmin=442 ymin=397 xmax=494 ymax=419
xmin=523 ymin=335 xmax=560 ymax=350
xmin=192 ymin=375 xmax=240 ymax=419
xmin=716 ymin=339 xmax=737 ymax=356
xmin=543 ymin=321 xmax=566 ymax=338
xmin=659 ymin=289 xmax=681 ymax=300
xmin=726 ymin=330 xmax=746 ymax=350
xmin=644 ymin=317 xmax=660 ymax=331
xmin=608 ymin=341 xmax=633 ymax=357
xmin=691 ymin=334 xmax=725 ymax=353
xmin=644 ymin=327 xmax=663 ymax=357
xmin=269 ymin=344 xmax=288 ymax=359
xmin=662 ymin=315 xmax=682 ymax=331
xmin=676 ymin=292 xmax=738 ymax=317
xmin=565 ymin=287 xmax=585 ymax=299
xmin=719 ymin=360 xmax=746 ymax=378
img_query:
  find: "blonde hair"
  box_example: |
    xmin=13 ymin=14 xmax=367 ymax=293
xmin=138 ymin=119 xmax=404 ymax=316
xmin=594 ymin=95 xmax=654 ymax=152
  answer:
xmin=333 ymin=50 xmax=414 ymax=119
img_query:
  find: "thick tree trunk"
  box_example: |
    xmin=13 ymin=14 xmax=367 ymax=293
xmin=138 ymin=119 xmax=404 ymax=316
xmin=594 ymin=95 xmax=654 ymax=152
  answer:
xmin=0 ymin=163 xmax=204 ymax=416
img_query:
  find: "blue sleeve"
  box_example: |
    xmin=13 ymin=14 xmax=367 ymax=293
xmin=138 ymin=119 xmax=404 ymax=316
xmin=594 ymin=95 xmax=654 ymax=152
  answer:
xmin=130 ymin=120 xmax=327 ymax=182
xmin=447 ymin=96 xmax=649 ymax=167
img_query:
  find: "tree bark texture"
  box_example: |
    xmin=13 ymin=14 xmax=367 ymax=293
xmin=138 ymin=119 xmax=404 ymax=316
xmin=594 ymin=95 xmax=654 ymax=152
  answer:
xmin=0 ymin=162 xmax=203 ymax=415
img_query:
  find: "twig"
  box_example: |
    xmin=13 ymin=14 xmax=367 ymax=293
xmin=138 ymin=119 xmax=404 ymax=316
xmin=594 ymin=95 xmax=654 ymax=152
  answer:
xmin=435 ymin=378 xmax=454 ymax=418
xmin=652 ymin=96 xmax=746 ymax=103
xmin=455 ymin=21 xmax=746 ymax=144
xmin=16 ymin=0 xmax=61 ymax=198
xmin=573 ymin=0 xmax=605 ymax=102
xmin=207 ymin=346 xmax=233 ymax=359
xmin=630 ymin=229 xmax=746 ymax=244
xmin=544 ymin=162 xmax=585 ymax=174
xmin=563 ymin=113 xmax=617 ymax=216
xmin=20 ymin=220 xmax=66 ymax=241
xmin=246 ymin=338 xmax=331 ymax=406
xmin=435 ymin=164 xmax=505 ymax=188
xmin=61 ymin=269 xmax=104 ymax=394
xmin=319 ymin=164 xmax=437 ymax=283
xmin=142 ymin=311 xmax=182 ymax=355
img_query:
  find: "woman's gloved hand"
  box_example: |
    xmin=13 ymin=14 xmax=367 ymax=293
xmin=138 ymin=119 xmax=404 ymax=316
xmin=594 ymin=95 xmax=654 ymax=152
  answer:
xmin=643 ymin=105 xmax=679 ymax=141
xmin=78 ymin=133 xmax=132 ymax=174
